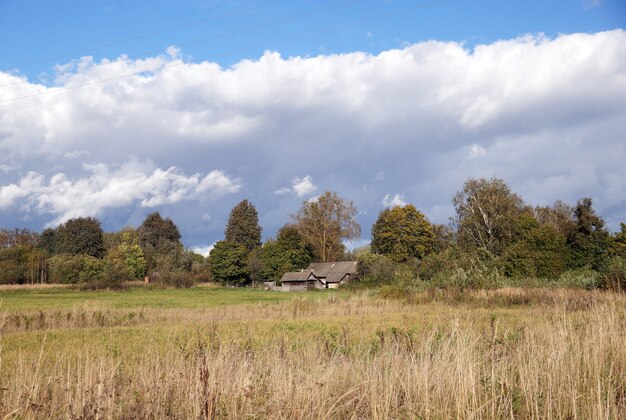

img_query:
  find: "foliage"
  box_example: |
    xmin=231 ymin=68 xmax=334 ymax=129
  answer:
xmin=534 ymin=201 xmax=576 ymax=237
xmin=255 ymin=225 xmax=313 ymax=282
xmin=611 ymin=223 xmax=626 ymax=257
xmin=430 ymin=258 xmax=505 ymax=290
xmin=417 ymin=249 xmax=459 ymax=281
xmin=138 ymin=212 xmax=183 ymax=272
xmin=0 ymin=246 xmax=47 ymax=284
xmin=355 ymin=249 xmax=395 ymax=283
xmin=224 ymin=199 xmax=262 ymax=253
xmin=292 ymin=191 xmax=361 ymax=262
xmin=54 ymin=217 xmax=106 ymax=258
xmin=208 ymin=241 xmax=249 ymax=286
xmin=0 ymin=228 xmax=39 ymax=248
xmin=47 ymin=254 xmax=104 ymax=284
xmin=38 ymin=228 xmax=57 ymax=255
xmin=453 ymin=177 xmax=526 ymax=256
xmin=431 ymin=224 xmax=455 ymax=253
xmin=106 ymin=231 xmax=147 ymax=279
xmin=504 ymin=225 xmax=570 ymax=279
xmin=371 ymin=204 xmax=434 ymax=262
xmin=599 ymin=256 xmax=626 ymax=292
xmin=567 ymin=198 xmax=611 ymax=270
xmin=157 ymin=271 xmax=195 ymax=288
xmin=554 ymin=269 xmax=602 ymax=290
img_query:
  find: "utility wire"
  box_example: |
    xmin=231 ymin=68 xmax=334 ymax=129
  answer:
xmin=0 ymin=0 xmax=444 ymax=104
xmin=0 ymin=0 xmax=286 ymax=73
xmin=1 ymin=0 xmax=366 ymax=88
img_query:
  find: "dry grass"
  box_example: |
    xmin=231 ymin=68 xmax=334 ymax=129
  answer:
xmin=1 ymin=288 xmax=625 ymax=419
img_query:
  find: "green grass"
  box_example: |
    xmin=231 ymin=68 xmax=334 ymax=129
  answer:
xmin=0 ymin=285 xmax=318 ymax=310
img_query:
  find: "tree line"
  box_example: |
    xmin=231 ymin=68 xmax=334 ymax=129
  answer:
xmin=1 ymin=177 xmax=625 ymax=290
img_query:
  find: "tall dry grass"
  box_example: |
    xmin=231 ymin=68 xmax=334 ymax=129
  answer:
xmin=1 ymin=289 xmax=625 ymax=418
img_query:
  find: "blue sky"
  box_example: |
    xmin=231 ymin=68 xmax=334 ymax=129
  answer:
xmin=2 ymin=0 xmax=624 ymax=81
xmin=0 ymin=0 xmax=625 ymax=255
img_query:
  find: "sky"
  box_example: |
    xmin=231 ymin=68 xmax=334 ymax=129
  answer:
xmin=0 ymin=0 xmax=625 ymax=255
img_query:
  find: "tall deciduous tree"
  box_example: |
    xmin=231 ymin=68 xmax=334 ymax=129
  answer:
xmin=452 ymin=177 xmax=526 ymax=256
xmin=137 ymin=212 xmax=182 ymax=271
xmin=292 ymin=191 xmax=361 ymax=262
xmin=256 ymin=224 xmax=313 ymax=281
xmin=55 ymin=217 xmax=106 ymax=258
xmin=224 ymin=199 xmax=262 ymax=253
xmin=371 ymin=204 xmax=434 ymax=262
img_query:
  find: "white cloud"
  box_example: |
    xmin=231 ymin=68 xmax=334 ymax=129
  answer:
xmin=274 ymin=175 xmax=317 ymax=197
xmin=382 ymin=194 xmax=407 ymax=208
xmin=0 ymin=160 xmax=241 ymax=226
xmin=0 ymin=30 xmax=625 ymax=242
xmin=191 ymin=243 xmax=215 ymax=257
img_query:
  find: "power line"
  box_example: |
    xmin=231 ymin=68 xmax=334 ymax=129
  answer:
xmin=0 ymin=0 xmax=286 ymax=73
xmin=0 ymin=0 xmax=445 ymax=104
xmin=0 ymin=0 xmax=366 ymax=89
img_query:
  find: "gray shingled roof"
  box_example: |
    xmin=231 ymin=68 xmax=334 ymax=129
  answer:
xmin=280 ymin=270 xmax=313 ymax=282
xmin=307 ymin=261 xmax=357 ymax=282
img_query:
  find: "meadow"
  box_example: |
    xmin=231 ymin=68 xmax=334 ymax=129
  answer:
xmin=1 ymin=285 xmax=625 ymax=419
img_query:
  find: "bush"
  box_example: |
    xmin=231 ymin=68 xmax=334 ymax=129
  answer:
xmin=356 ymin=250 xmax=395 ymax=283
xmin=431 ymin=259 xmax=505 ymax=290
xmin=47 ymin=254 xmax=104 ymax=284
xmin=599 ymin=256 xmax=626 ymax=292
xmin=417 ymin=250 xmax=458 ymax=281
xmin=155 ymin=271 xmax=195 ymax=288
xmin=554 ymin=269 xmax=602 ymax=290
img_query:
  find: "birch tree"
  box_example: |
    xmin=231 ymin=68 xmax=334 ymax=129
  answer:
xmin=452 ymin=177 xmax=526 ymax=256
xmin=292 ymin=191 xmax=361 ymax=262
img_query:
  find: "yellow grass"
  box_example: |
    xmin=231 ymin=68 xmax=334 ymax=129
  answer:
xmin=1 ymin=288 xmax=625 ymax=418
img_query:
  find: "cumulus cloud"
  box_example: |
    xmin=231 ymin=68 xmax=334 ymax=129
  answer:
xmin=0 ymin=161 xmax=240 ymax=226
xmin=382 ymin=194 xmax=407 ymax=208
xmin=1 ymin=30 xmax=625 ymax=245
xmin=191 ymin=243 xmax=215 ymax=258
xmin=275 ymin=175 xmax=318 ymax=197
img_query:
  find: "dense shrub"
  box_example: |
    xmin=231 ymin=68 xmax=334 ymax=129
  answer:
xmin=47 ymin=254 xmax=129 ymax=288
xmin=554 ymin=269 xmax=602 ymax=290
xmin=47 ymin=254 xmax=102 ymax=284
xmin=356 ymin=250 xmax=395 ymax=283
xmin=431 ymin=259 xmax=505 ymax=290
xmin=417 ymin=250 xmax=458 ymax=281
xmin=159 ymin=271 xmax=195 ymax=288
xmin=599 ymin=256 xmax=626 ymax=292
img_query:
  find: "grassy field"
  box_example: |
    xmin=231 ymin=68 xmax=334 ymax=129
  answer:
xmin=1 ymin=285 xmax=625 ymax=418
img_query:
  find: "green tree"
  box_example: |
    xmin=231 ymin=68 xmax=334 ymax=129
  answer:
xmin=38 ymin=228 xmax=57 ymax=255
xmin=138 ymin=212 xmax=182 ymax=272
xmin=208 ymin=240 xmax=249 ymax=286
xmin=504 ymin=225 xmax=571 ymax=279
xmin=567 ymin=197 xmax=610 ymax=269
xmin=371 ymin=204 xmax=434 ymax=262
xmin=224 ymin=199 xmax=262 ymax=253
xmin=534 ymin=201 xmax=576 ymax=237
xmin=255 ymin=225 xmax=313 ymax=282
xmin=292 ymin=191 xmax=361 ymax=262
xmin=452 ymin=177 xmax=526 ymax=256
xmin=612 ymin=223 xmax=626 ymax=257
xmin=106 ymin=230 xmax=147 ymax=279
xmin=54 ymin=217 xmax=106 ymax=258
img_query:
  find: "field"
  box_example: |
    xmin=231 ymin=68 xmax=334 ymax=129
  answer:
xmin=1 ymin=285 xmax=625 ymax=419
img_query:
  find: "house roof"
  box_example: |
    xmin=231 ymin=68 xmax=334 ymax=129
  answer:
xmin=280 ymin=270 xmax=313 ymax=282
xmin=280 ymin=261 xmax=358 ymax=284
xmin=307 ymin=261 xmax=357 ymax=283
xmin=307 ymin=261 xmax=358 ymax=279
